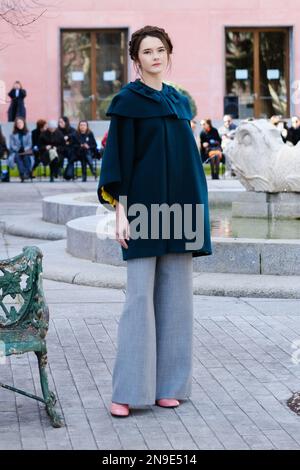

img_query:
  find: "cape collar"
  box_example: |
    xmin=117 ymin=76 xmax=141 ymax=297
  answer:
xmin=105 ymin=78 xmax=192 ymax=119
xmin=125 ymin=79 xmax=181 ymax=104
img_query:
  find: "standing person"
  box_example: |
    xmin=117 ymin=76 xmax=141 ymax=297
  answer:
xmin=38 ymin=120 xmax=65 ymax=182
xmin=200 ymin=119 xmax=223 ymax=179
xmin=7 ymin=81 xmax=27 ymax=122
xmin=31 ymin=119 xmax=47 ymax=177
xmin=9 ymin=117 xmax=32 ymax=182
xmin=74 ymin=120 xmax=97 ymax=182
xmin=97 ymin=25 xmax=212 ymax=417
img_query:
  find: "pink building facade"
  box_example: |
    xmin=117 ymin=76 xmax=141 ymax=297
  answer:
xmin=1 ymin=0 xmax=300 ymax=123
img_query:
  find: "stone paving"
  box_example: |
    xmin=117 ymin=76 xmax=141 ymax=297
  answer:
xmin=1 ymin=180 xmax=300 ymax=450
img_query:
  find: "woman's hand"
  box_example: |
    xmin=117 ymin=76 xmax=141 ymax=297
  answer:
xmin=115 ymin=201 xmax=130 ymax=249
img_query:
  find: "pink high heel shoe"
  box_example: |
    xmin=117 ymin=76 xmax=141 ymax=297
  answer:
xmin=155 ymin=398 xmax=180 ymax=408
xmin=110 ymin=402 xmax=130 ymax=417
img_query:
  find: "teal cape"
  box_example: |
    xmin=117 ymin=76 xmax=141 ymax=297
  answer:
xmin=97 ymin=78 xmax=213 ymax=261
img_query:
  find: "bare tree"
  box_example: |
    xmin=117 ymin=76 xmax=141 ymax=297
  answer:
xmin=0 ymin=1 xmax=60 ymax=39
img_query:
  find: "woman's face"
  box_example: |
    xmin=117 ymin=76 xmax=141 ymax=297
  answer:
xmin=58 ymin=118 xmax=65 ymax=128
xmin=79 ymin=122 xmax=88 ymax=133
xmin=16 ymin=119 xmax=24 ymax=130
xmin=137 ymin=36 xmax=168 ymax=77
xmin=203 ymin=122 xmax=211 ymax=132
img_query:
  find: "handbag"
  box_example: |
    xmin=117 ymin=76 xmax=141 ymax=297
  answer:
xmin=63 ymin=161 xmax=74 ymax=180
xmin=49 ymin=147 xmax=58 ymax=162
xmin=8 ymin=153 xmax=15 ymax=169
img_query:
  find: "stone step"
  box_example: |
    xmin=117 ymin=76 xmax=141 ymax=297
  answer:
xmin=38 ymin=239 xmax=300 ymax=298
xmin=1 ymin=214 xmax=66 ymax=240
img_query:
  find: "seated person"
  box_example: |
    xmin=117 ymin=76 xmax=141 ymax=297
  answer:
xmin=200 ymin=118 xmax=222 ymax=179
xmin=38 ymin=120 xmax=65 ymax=182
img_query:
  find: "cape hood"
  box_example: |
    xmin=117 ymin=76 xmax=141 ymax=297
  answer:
xmin=105 ymin=78 xmax=193 ymax=120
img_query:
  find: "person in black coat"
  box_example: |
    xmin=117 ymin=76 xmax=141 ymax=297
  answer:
xmin=38 ymin=120 xmax=65 ymax=182
xmin=7 ymin=81 xmax=27 ymax=122
xmin=74 ymin=120 xmax=97 ymax=182
xmin=31 ymin=119 xmax=47 ymax=177
xmin=200 ymin=119 xmax=223 ymax=179
xmin=58 ymin=116 xmax=77 ymax=173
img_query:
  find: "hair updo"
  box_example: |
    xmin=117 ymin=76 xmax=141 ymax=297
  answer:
xmin=129 ymin=25 xmax=173 ymax=72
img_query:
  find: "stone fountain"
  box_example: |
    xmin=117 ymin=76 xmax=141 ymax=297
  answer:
xmin=226 ymin=119 xmax=300 ymax=219
xmin=40 ymin=119 xmax=300 ymax=276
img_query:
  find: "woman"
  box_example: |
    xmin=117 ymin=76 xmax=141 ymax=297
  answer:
xmin=97 ymin=26 xmax=212 ymax=417
xmin=38 ymin=120 xmax=65 ymax=182
xmin=74 ymin=120 xmax=97 ymax=181
xmin=9 ymin=117 xmax=32 ymax=182
xmin=58 ymin=116 xmax=76 ymax=174
xmin=31 ymin=119 xmax=47 ymax=177
xmin=7 ymin=81 xmax=27 ymax=122
xmin=200 ymin=119 xmax=223 ymax=179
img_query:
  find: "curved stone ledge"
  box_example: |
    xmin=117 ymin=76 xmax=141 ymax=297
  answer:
xmin=42 ymin=193 xmax=106 ymax=224
xmin=66 ymin=214 xmax=300 ymax=276
xmin=43 ymin=189 xmax=244 ymax=225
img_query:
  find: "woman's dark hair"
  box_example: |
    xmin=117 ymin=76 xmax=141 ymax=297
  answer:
xmin=36 ymin=119 xmax=47 ymax=131
xmin=203 ymin=119 xmax=212 ymax=128
xmin=129 ymin=25 xmax=173 ymax=74
xmin=13 ymin=116 xmax=28 ymax=134
xmin=77 ymin=120 xmax=90 ymax=134
xmin=59 ymin=116 xmax=71 ymax=130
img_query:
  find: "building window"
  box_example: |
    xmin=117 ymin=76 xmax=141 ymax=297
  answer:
xmin=61 ymin=29 xmax=127 ymax=121
xmin=225 ymin=28 xmax=290 ymax=118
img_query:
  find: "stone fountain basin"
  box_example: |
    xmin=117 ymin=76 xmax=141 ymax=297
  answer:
xmin=66 ymin=214 xmax=300 ymax=276
xmin=42 ymin=193 xmax=104 ymax=224
xmin=43 ymin=189 xmax=244 ymax=225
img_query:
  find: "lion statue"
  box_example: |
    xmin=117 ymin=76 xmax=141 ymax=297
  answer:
xmin=226 ymin=119 xmax=300 ymax=192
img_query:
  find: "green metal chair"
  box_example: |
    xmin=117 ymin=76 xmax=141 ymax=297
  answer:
xmin=0 ymin=246 xmax=63 ymax=428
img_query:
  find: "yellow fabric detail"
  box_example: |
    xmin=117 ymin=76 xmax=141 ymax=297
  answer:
xmin=100 ymin=186 xmax=117 ymax=207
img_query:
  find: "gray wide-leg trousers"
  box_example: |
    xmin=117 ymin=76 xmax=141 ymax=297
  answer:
xmin=111 ymin=252 xmax=194 ymax=406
